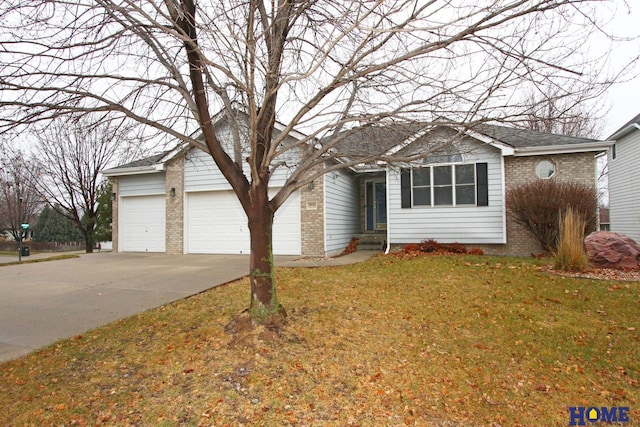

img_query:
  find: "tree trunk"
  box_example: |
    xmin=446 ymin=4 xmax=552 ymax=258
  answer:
xmin=85 ymin=232 xmax=94 ymax=254
xmin=246 ymin=189 xmax=284 ymax=324
xmin=84 ymin=218 xmax=96 ymax=254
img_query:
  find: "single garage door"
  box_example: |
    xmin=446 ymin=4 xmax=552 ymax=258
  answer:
xmin=186 ymin=190 xmax=301 ymax=255
xmin=120 ymin=195 xmax=166 ymax=252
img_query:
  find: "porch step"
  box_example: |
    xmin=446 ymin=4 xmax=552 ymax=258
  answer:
xmin=354 ymin=234 xmax=387 ymax=252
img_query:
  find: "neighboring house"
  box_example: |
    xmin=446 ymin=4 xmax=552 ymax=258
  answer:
xmin=599 ymin=207 xmax=610 ymax=231
xmin=607 ymin=113 xmax=640 ymax=243
xmin=103 ymin=116 xmax=611 ymax=257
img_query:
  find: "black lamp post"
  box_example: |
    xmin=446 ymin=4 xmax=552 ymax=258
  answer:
xmin=18 ymin=196 xmax=23 ymax=262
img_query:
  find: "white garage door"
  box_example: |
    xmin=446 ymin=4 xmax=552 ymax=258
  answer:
xmin=186 ymin=190 xmax=301 ymax=255
xmin=120 ymin=195 xmax=166 ymax=252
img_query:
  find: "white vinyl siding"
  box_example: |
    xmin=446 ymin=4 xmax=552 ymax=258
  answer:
xmin=608 ymin=129 xmax=640 ymax=242
xmin=119 ymin=195 xmax=166 ymax=252
xmin=184 ymin=149 xmax=232 ymax=192
xmin=324 ymin=168 xmax=360 ymax=256
xmin=389 ymin=143 xmax=505 ymax=244
xmin=118 ymin=173 xmax=165 ymax=196
xmin=184 ymin=132 xmax=301 ymax=192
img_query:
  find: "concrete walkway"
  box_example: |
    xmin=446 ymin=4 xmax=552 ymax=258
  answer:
xmin=0 ymin=251 xmax=377 ymax=362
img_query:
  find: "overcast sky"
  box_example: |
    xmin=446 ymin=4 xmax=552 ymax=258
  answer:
xmin=599 ymin=2 xmax=640 ymax=138
xmin=603 ymin=78 xmax=640 ymax=138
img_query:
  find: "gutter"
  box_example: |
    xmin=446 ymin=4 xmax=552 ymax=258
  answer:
xmin=102 ymin=163 xmax=166 ymax=177
xmin=608 ymin=123 xmax=640 ymax=140
xmin=512 ymin=140 xmax=615 ymax=157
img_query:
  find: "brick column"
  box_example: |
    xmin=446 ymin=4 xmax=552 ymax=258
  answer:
xmin=300 ymin=168 xmax=325 ymax=257
xmin=165 ymin=156 xmax=185 ymax=254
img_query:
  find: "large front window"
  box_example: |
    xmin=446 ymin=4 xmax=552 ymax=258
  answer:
xmin=413 ymin=164 xmax=477 ymax=207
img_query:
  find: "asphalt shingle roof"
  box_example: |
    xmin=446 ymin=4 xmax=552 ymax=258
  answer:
xmin=324 ymin=122 xmax=602 ymax=158
xmin=322 ymin=122 xmax=426 ymax=157
xmin=109 ymin=119 xmax=606 ymax=172
xmin=471 ymin=124 xmax=600 ymax=147
xmin=114 ymin=152 xmax=167 ymax=169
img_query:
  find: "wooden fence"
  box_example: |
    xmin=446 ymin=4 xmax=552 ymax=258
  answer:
xmin=0 ymin=241 xmax=86 ymax=252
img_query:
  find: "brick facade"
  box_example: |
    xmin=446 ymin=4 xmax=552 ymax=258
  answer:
xmin=165 ymin=157 xmax=184 ymax=254
xmin=476 ymin=152 xmax=597 ymax=256
xmin=300 ymin=170 xmax=325 ymax=257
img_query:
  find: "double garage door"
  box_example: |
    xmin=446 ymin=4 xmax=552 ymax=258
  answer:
xmin=186 ymin=190 xmax=301 ymax=255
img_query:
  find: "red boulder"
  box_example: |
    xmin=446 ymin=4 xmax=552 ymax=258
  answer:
xmin=584 ymin=231 xmax=640 ymax=270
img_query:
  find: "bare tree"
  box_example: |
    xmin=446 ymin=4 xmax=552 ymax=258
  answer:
xmin=30 ymin=116 xmax=140 ymax=253
xmin=0 ymin=143 xmax=41 ymax=243
xmin=0 ymin=0 xmax=632 ymax=323
xmin=515 ymin=88 xmax=604 ymax=138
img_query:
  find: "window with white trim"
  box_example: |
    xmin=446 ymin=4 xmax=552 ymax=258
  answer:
xmin=401 ymin=163 xmax=489 ymax=208
xmin=535 ymin=159 xmax=556 ymax=179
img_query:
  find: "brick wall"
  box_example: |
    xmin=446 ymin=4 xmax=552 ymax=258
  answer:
xmin=300 ymin=168 xmax=325 ymax=257
xmin=476 ymin=153 xmax=597 ymax=256
xmin=165 ymin=156 xmax=185 ymax=254
xmin=111 ymin=177 xmax=119 ymax=252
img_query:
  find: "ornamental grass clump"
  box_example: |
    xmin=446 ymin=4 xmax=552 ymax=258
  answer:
xmin=554 ymin=206 xmax=589 ymax=271
xmin=506 ymin=180 xmax=597 ymax=252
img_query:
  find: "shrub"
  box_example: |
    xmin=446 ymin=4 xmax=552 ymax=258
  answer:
xmin=505 ymin=180 xmax=597 ymax=252
xmin=419 ymin=239 xmax=441 ymax=253
xmin=402 ymin=243 xmax=421 ymax=252
xmin=440 ymin=242 xmax=467 ymax=254
xmin=401 ymin=240 xmax=485 ymax=256
xmin=554 ymin=207 xmax=589 ymax=271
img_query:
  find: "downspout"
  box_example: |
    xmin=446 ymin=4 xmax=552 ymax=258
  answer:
xmin=323 ymin=170 xmax=328 ymax=257
xmin=500 ymin=156 xmax=507 ymax=244
xmin=385 ymin=165 xmax=391 ymax=254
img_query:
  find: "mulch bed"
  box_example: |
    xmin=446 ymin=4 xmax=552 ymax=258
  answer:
xmin=544 ymin=266 xmax=640 ymax=282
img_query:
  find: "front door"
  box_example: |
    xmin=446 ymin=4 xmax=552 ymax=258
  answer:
xmin=365 ymin=180 xmax=387 ymax=231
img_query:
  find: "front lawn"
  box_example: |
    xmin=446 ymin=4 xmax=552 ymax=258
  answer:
xmin=1 ymin=255 xmax=638 ymax=426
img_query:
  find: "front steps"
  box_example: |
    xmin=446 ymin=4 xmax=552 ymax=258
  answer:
xmin=354 ymin=233 xmax=387 ymax=252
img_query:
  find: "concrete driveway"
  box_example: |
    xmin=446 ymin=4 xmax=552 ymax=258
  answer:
xmin=0 ymin=252 xmax=298 ymax=362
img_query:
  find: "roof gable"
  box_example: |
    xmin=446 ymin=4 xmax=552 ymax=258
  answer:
xmin=608 ymin=112 xmax=640 ymax=140
xmin=103 ymin=109 xmax=310 ymax=177
xmin=325 ymin=121 xmax=609 ymax=167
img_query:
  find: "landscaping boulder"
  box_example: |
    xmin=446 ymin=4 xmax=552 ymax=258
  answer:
xmin=584 ymin=231 xmax=640 ymax=270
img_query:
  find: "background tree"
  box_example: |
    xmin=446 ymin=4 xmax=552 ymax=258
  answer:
xmin=515 ymin=89 xmax=604 ymax=138
xmin=0 ymin=144 xmax=41 ymax=242
xmin=94 ymin=181 xmax=113 ymax=243
xmin=30 ymin=116 xmax=139 ymax=253
xmin=513 ymin=88 xmax=611 ymax=206
xmin=0 ymin=0 xmax=633 ymax=323
xmin=31 ymin=205 xmax=83 ymax=243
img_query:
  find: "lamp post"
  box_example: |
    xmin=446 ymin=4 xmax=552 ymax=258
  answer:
xmin=18 ymin=196 xmax=23 ymax=262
